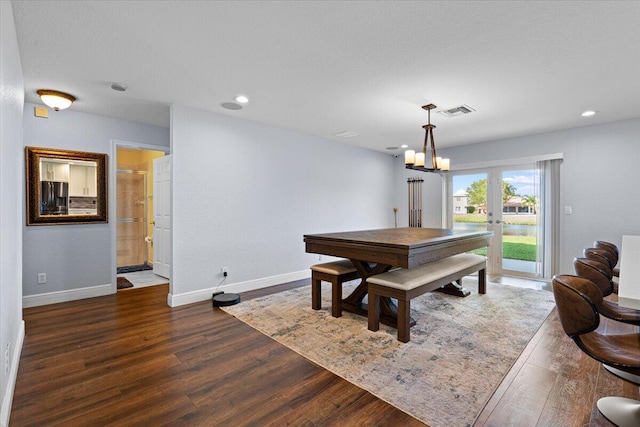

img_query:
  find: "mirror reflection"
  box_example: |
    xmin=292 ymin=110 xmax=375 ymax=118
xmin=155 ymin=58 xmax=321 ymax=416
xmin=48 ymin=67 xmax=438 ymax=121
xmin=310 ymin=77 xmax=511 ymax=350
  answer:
xmin=40 ymin=158 xmax=98 ymax=216
xmin=26 ymin=146 xmax=108 ymax=225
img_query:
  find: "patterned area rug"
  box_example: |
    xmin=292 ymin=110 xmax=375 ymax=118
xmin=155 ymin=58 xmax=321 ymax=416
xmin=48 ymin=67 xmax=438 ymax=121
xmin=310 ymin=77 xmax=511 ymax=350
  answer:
xmin=222 ymin=279 xmax=555 ymax=427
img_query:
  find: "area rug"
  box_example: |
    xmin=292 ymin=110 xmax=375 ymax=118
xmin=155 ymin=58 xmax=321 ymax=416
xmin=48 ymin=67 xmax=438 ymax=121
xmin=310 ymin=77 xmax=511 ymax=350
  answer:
xmin=117 ymin=263 xmax=153 ymax=274
xmin=221 ymin=279 xmax=556 ymax=427
xmin=116 ymin=276 xmax=134 ymax=289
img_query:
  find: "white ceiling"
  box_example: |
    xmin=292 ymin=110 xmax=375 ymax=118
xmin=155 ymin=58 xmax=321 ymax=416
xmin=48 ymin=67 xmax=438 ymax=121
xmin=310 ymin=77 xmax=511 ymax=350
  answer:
xmin=11 ymin=1 xmax=640 ymax=153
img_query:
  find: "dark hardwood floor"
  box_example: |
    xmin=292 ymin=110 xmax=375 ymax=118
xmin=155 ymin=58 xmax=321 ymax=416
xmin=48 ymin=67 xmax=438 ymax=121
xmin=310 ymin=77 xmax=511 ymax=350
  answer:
xmin=11 ymin=279 xmax=639 ymax=426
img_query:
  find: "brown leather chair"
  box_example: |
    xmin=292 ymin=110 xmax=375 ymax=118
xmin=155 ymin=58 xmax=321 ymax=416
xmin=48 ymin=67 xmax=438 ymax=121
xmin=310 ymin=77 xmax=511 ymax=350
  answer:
xmin=594 ymin=240 xmax=621 ymax=277
xmin=584 ymin=247 xmax=617 ymax=271
xmin=552 ymin=275 xmax=640 ymax=427
xmin=595 ymin=240 xmax=620 ymax=257
xmin=573 ymin=258 xmax=640 ymax=326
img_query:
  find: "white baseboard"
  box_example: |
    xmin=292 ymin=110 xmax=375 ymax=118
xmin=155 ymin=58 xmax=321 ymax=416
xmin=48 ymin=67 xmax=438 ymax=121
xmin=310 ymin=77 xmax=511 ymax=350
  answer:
xmin=22 ymin=283 xmax=113 ymax=308
xmin=167 ymin=269 xmax=310 ymax=307
xmin=1 ymin=320 xmax=25 ymax=427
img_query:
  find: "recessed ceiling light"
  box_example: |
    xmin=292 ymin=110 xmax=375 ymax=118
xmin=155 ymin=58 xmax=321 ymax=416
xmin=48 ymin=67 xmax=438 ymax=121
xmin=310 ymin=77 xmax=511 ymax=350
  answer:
xmin=221 ymin=102 xmax=242 ymax=110
xmin=400 ymin=144 xmax=408 ymax=148
xmin=235 ymin=95 xmax=249 ymax=104
xmin=333 ymin=130 xmax=360 ymax=138
xmin=111 ymin=83 xmax=127 ymax=92
xmin=581 ymin=110 xmax=596 ymax=117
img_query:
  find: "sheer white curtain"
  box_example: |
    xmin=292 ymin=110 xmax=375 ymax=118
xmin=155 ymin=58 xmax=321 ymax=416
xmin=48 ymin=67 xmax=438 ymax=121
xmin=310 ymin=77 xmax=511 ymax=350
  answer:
xmin=536 ymin=159 xmax=562 ymax=278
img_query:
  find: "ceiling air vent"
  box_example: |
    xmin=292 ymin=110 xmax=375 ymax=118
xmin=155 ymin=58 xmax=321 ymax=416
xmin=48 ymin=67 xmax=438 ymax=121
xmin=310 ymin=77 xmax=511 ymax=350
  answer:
xmin=333 ymin=130 xmax=360 ymax=138
xmin=437 ymin=104 xmax=476 ymax=118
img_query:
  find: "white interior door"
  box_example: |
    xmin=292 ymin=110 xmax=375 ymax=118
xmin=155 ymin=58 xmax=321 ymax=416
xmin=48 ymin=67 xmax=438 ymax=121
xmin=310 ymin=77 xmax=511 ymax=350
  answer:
xmin=153 ymin=155 xmax=172 ymax=279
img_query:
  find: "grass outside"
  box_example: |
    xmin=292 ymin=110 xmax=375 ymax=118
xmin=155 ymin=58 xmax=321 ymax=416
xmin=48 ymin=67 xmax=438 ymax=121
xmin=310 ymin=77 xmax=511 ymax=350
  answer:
xmin=471 ymin=235 xmax=537 ymax=261
xmin=454 ymin=213 xmax=536 ymax=225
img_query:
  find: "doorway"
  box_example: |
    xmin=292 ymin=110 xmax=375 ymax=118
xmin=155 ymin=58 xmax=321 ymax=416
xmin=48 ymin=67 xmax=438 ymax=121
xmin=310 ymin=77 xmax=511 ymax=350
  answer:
xmin=116 ymin=146 xmax=167 ymax=289
xmin=448 ymin=164 xmax=546 ymax=279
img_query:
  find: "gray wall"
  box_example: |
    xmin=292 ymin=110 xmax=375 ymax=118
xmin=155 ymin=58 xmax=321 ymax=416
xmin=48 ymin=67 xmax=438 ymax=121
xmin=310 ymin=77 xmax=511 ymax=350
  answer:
xmin=22 ymin=104 xmax=169 ymax=297
xmin=421 ymin=118 xmax=640 ymax=274
xmin=1 ymin=1 xmax=24 ymax=421
xmin=170 ymin=105 xmax=395 ymax=301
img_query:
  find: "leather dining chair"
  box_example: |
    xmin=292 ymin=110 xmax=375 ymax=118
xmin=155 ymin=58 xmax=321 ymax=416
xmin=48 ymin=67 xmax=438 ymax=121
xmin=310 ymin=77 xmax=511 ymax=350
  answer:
xmin=584 ymin=247 xmax=618 ymax=272
xmin=552 ymin=275 xmax=640 ymax=427
xmin=595 ymin=240 xmax=620 ymax=257
xmin=595 ymin=240 xmax=621 ymax=277
xmin=573 ymin=257 xmax=640 ymax=325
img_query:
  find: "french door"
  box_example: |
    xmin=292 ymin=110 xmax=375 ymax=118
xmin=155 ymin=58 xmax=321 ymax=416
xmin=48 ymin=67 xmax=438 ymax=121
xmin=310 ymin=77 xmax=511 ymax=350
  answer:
xmin=448 ymin=164 xmax=545 ymax=279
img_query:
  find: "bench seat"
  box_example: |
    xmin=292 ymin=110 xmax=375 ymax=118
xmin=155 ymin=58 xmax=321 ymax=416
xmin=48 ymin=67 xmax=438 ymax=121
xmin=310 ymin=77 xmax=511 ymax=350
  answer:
xmin=311 ymin=259 xmax=360 ymax=317
xmin=367 ymin=253 xmax=486 ymax=342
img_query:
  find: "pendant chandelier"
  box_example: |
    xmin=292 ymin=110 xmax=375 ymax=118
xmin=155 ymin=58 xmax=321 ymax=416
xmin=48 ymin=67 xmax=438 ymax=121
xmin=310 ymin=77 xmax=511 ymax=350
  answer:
xmin=404 ymin=104 xmax=450 ymax=172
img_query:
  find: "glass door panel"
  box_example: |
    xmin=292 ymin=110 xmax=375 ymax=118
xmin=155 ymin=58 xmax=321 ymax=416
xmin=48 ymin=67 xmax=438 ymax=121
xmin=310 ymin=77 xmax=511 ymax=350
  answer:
xmin=116 ymin=171 xmax=147 ymax=268
xmin=497 ymin=167 xmax=539 ymax=277
xmin=451 ymin=172 xmax=491 ymax=258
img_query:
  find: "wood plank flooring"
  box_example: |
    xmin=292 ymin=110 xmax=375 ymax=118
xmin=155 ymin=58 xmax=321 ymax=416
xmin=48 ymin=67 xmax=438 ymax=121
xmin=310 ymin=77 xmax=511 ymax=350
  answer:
xmin=10 ymin=280 xmax=639 ymax=426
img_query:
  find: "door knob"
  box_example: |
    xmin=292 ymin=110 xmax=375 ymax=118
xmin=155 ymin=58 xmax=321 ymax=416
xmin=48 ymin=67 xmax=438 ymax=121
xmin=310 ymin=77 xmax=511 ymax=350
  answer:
xmin=487 ymin=220 xmax=493 ymax=224
xmin=496 ymin=220 xmax=503 ymax=224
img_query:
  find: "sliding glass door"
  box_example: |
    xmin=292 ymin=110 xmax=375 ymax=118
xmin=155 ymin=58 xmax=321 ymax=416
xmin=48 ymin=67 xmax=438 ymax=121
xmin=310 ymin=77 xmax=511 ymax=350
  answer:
xmin=448 ymin=164 xmax=547 ymax=279
xmin=493 ymin=166 xmax=539 ymax=277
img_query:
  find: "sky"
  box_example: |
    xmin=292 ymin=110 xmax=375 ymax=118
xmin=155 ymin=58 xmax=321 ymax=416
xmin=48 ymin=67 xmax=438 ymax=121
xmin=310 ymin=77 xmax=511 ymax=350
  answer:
xmin=452 ymin=169 xmax=538 ymax=198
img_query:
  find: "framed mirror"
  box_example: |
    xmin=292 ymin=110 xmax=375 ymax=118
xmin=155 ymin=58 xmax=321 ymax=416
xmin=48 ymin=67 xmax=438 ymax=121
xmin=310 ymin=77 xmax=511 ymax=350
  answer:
xmin=26 ymin=146 xmax=108 ymax=225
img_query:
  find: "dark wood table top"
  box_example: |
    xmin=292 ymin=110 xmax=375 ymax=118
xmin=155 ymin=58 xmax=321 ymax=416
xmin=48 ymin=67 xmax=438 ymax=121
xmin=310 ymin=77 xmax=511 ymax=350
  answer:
xmin=304 ymin=227 xmax=493 ymax=269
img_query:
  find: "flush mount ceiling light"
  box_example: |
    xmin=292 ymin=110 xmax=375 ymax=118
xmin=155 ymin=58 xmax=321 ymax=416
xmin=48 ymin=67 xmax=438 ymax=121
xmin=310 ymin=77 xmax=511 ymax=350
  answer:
xmin=36 ymin=89 xmax=76 ymax=111
xmin=404 ymin=104 xmax=450 ymax=172
xmin=581 ymin=110 xmax=597 ymax=117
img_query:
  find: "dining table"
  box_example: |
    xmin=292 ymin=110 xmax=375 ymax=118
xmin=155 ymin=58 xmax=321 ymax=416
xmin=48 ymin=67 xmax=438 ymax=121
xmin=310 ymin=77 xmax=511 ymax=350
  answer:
xmin=618 ymin=235 xmax=640 ymax=310
xmin=304 ymin=227 xmax=493 ymax=327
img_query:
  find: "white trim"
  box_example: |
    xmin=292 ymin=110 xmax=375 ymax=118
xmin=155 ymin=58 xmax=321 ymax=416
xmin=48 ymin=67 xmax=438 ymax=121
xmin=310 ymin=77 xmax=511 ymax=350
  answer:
xmin=451 ymin=153 xmax=563 ymax=171
xmin=0 ymin=320 xmax=25 ymax=427
xmin=111 ymin=139 xmax=170 ymax=154
xmin=22 ymin=284 xmax=113 ymax=308
xmin=167 ymin=269 xmax=311 ymax=307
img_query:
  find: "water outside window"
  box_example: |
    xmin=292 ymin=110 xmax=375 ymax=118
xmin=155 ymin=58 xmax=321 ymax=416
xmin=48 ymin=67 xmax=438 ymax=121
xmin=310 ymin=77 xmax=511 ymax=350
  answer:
xmin=451 ymin=167 xmax=540 ymax=278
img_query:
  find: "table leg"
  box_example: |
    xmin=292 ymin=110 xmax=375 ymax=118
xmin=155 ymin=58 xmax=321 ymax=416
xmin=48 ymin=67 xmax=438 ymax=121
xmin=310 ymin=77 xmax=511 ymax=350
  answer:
xmin=341 ymin=260 xmax=416 ymax=329
xmin=435 ymin=279 xmax=471 ymax=297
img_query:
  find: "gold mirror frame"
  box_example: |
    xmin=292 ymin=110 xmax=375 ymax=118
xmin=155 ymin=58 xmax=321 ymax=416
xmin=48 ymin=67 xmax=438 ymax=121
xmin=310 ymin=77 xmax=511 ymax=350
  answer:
xmin=26 ymin=146 xmax=108 ymax=225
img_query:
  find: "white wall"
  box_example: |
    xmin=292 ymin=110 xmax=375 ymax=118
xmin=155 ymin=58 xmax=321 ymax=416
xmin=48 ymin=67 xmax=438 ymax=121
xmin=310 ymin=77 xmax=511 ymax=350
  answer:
xmin=392 ymin=161 xmax=444 ymax=228
xmin=1 ymin=1 xmax=25 ymax=423
xmin=22 ymin=104 xmax=169 ymax=304
xmin=170 ymin=105 xmax=395 ymax=305
xmin=428 ymin=118 xmax=640 ymax=274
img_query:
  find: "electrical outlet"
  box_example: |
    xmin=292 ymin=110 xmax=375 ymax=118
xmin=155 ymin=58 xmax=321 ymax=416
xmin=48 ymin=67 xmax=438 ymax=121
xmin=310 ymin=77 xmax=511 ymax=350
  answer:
xmin=221 ymin=267 xmax=228 ymax=277
xmin=318 ymin=255 xmax=323 ymax=261
xmin=37 ymin=273 xmax=47 ymax=284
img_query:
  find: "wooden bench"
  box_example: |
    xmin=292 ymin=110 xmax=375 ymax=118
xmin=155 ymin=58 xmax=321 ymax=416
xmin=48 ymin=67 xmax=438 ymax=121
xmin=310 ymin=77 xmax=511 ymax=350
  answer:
xmin=367 ymin=253 xmax=486 ymax=342
xmin=311 ymin=260 xmax=360 ymax=317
